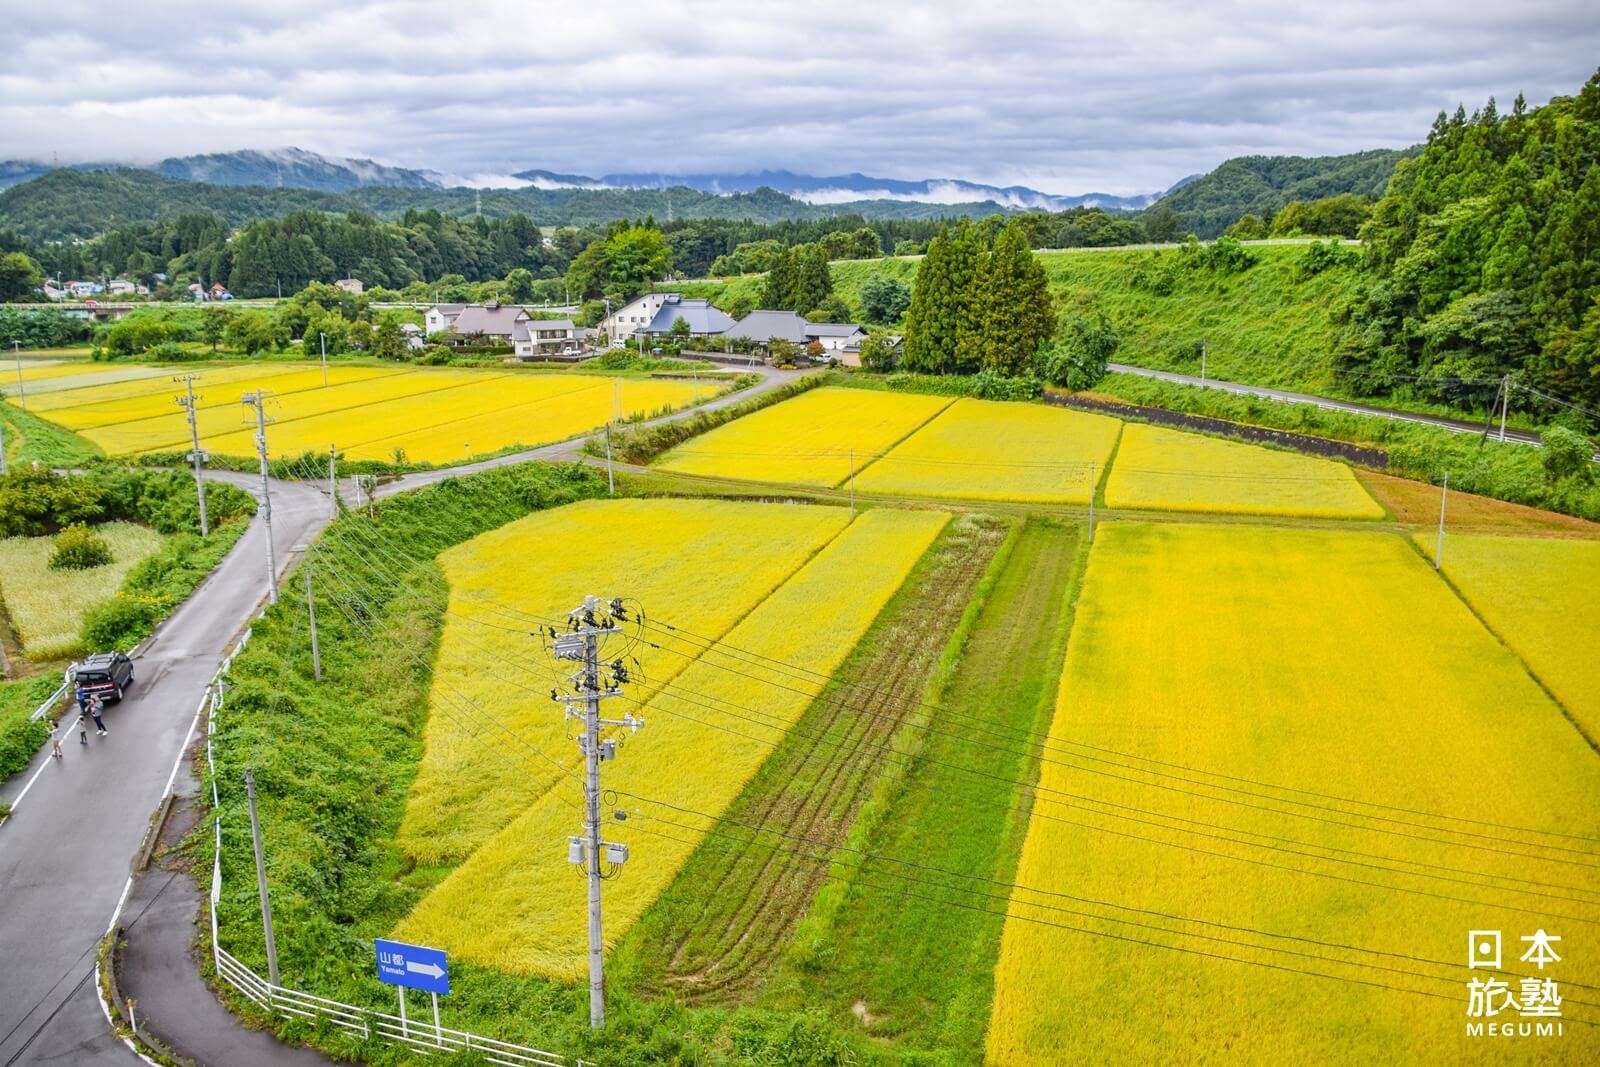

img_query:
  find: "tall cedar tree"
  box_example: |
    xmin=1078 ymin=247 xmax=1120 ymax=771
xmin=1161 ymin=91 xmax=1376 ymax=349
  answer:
xmin=761 ymin=247 xmax=800 ymax=309
xmin=790 ymin=244 xmax=834 ymax=314
xmin=902 ymin=221 xmax=982 ymax=373
xmin=960 ymin=220 xmax=1054 ymax=375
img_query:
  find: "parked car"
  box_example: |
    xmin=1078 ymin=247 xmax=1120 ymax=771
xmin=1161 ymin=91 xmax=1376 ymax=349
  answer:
xmin=73 ymin=651 xmax=135 ymax=703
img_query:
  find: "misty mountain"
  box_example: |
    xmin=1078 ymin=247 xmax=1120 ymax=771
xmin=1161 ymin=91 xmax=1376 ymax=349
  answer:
xmin=154 ymin=147 xmax=439 ymax=192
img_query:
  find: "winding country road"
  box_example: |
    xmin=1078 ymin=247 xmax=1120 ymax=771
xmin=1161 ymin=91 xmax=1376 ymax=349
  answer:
xmin=0 ymin=365 xmax=798 ymax=1066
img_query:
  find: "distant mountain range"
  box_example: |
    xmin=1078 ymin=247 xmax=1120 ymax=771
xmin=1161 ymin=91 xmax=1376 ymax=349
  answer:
xmin=0 ymin=146 xmax=1407 ymax=243
xmin=0 ymin=147 xmax=1183 ymax=210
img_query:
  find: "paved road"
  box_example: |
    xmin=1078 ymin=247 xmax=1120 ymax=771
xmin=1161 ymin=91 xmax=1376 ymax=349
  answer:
xmin=1106 ymin=363 xmax=1548 ymax=446
xmin=0 ymin=364 xmax=799 ymax=1066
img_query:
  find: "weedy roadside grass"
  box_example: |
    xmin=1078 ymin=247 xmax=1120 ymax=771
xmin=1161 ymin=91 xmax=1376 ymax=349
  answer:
xmin=0 ymin=521 xmax=165 ymax=660
xmin=654 ymin=385 xmax=952 ymax=487
xmin=1419 ymin=531 xmax=1600 ymax=746
xmin=0 ymin=399 xmax=105 ymax=468
xmin=0 ymin=674 xmax=62 ymax=782
xmin=1104 ymin=422 xmax=1385 ymax=519
xmin=767 ymin=519 xmax=1084 ymax=1059
xmin=988 ymin=522 xmax=1600 ymax=1065
xmin=847 ymin=397 xmax=1122 ymax=504
xmin=395 ymin=507 xmax=950 ymax=978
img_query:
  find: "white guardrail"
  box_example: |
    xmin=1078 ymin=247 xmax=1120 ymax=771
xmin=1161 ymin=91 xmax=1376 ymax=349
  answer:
xmin=202 ymin=624 xmax=576 ymax=1067
xmin=29 ymin=679 xmax=70 ymax=722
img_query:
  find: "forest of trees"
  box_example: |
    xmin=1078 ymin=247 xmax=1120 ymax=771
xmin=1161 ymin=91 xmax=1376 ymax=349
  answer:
xmin=1336 ymin=69 xmax=1600 ymax=414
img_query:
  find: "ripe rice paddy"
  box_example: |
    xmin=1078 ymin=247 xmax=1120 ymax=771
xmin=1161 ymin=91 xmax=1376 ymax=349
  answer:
xmin=1103 ymin=422 xmax=1385 ymax=519
xmin=844 ymin=397 xmax=1122 ymax=504
xmin=1422 ymin=531 xmax=1600 ymax=742
xmin=988 ymin=522 xmax=1600 ymax=1064
xmin=0 ymin=521 xmax=165 ymax=660
xmin=395 ymin=504 xmax=949 ymax=977
xmin=654 ymin=385 xmax=953 ymax=487
xmin=26 ymin=363 xmax=718 ymax=464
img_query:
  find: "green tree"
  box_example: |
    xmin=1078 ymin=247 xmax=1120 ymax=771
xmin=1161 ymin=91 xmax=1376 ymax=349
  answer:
xmin=504 ymin=267 xmax=537 ymax=303
xmin=1224 ymin=214 xmax=1268 ymax=240
xmin=807 ymin=294 xmax=853 ymax=323
xmin=370 ymin=318 xmax=408 ymax=361
xmin=789 ymin=245 xmax=833 ymax=314
xmin=761 ymin=247 xmax=799 ymax=309
xmin=197 ymin=307 xmax=231 ymax=352
xmin=0 ymin=252 xmax=44 ymax=302
xmin=859 ymin=275 xmax=912 ymax=324
xmin=222 ymin=310 xmax=286 ymax=357
xmin=857 ymin=331 xmax=898 ymax=372
xmin=1040 ymin=312 xmax=1120 ymax=389
xmin=1541 ymin=425 xmax=1595 ymax=486
xmin=901 ymin=222 xmax=982 ymax=374
xmin=1145 ymin=205 xmax=1183 ymax=242
xmin=963 ymin=221 xmax=1054 ymax=376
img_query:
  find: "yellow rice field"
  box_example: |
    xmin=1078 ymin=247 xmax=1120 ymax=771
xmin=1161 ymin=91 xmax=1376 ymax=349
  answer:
xmin=1421 ymin=531 xmax=1600 ymax=742
xmin=395 ymin=506 xmax=949 ymax=976
xmin=845 ymin=396 xmax=1122 ymax=503
xmin=398 ymin=498 xmax=856 ymax=864
xmin=654 ymin=385 xmax=953 ymax=487
xmin=988 ymin=523 xmax=1600 ymax=1064
xmin=28 ymin=363 xmax=717 ymax=464
xmin=0 ymin=522 xmax=165 ymax=660
xmin=1103 ymin=422 xmax=1385 ymax=519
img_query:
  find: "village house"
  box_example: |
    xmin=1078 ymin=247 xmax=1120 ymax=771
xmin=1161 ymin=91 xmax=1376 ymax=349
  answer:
xmin=599 ymin=293 xmax=735 ymax=345
xmin=424 ymin=303 xmax=466 ymax=334
xmin=718 ymin=310 xmax=867 ymax=361
xmin=512 ymin=318 xmax=585 ymax=359
xmin=334 ymin=277 xmax=364 ymax=294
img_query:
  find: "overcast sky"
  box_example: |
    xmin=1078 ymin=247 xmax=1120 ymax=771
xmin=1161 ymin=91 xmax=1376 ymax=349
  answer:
xmin=3 ymin=1 xmax=1597 ymax=196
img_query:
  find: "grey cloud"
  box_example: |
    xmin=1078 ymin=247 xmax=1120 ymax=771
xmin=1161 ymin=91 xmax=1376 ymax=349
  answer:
xmin=2 ymin=0 xmax=1596 ymax=195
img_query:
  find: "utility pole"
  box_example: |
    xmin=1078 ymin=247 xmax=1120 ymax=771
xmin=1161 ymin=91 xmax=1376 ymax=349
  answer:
xmin=548 ymin=597 xmax=642 ymax=1030
xmin=319 ymin=332 xmax=328 ymax=388
xmin=242 ymin=391 xmax=278 ymax=603
xmin=848 ymin=448 xmax=856 ymax=519
xmin=12 ymin=340 xmax=26 ymax=411
xmin=327 ymin=444 xmax=339 ymax=519
xmin=1199 ymin=339 xmax=1207 ymax=385
xmin=1498 ymin=374 xmax=1511 ymax=443
xmin=304 ymin=563 xmax=322 ymax=681
xmin=604 ymin=423 xmax=615 ymax=496
xmin=175 ymin=375 xmax=209 ymax=536
xmin=244 ymin=769 xmax=281 ymax=987
xmin=1434 ymin=472 xmax=1449 ymax=570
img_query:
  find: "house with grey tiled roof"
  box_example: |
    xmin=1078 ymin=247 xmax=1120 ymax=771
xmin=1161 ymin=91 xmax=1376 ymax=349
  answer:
xmin=512 ymin=318 xmax=583 ymax=359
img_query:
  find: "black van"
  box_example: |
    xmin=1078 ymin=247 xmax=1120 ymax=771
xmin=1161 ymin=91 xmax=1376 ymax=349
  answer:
xmin=74 ymin=652 xmax=135 ymax=703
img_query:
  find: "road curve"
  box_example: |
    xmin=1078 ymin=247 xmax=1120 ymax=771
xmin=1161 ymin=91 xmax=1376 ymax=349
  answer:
xmin=0 ymin=364 xmax=801 ymax=1065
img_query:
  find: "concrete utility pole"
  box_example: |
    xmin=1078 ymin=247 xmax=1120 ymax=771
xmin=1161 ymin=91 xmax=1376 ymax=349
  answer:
xmin=304 ymin=563 xmax=322 ymax=681
xmin=319 ymin=332 xmax=328 ymax=388
xmin=327 ymin=444 xmax=339 ymax=519
xmin=175 ymin=375 xmax=209 ymax=536
xmin=1498 ymin=374 xmax=1511 ymax=443
xmin=1199 ymin=339 xmax=1207 ymax=385
xmin=242 ymin=391 xmax=278 ymax=603
xmin=604 ymin=423 xmax=615 ymax=496
xmin=1434 ymin=472 xmax=1449 ymax=570
xmin=548 ymin=597 xmax=642 ymax=1030
xmin=12 ymin=340 xmax=26 ymax=410
xmin=244 ymin=769 xmax=281 ymax=987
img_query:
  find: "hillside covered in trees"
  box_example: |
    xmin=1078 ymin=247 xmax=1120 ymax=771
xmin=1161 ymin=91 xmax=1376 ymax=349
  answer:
xmin=1337 ymin=70 xmax=1600 ymax=412
xmin=1151 ymin=148 xmax=1413 ymax=238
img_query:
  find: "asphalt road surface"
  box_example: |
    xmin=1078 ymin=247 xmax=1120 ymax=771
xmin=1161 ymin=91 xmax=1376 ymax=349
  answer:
xmin=0 ymin=364 xmax=800 ymax=1066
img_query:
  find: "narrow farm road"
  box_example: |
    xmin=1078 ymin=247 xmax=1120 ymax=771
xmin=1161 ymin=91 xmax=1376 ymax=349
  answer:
xmin=1106 ymin=362 xmax=1551 ymax=446
xmin=0 ymin=364 xmax=800 ymax=1065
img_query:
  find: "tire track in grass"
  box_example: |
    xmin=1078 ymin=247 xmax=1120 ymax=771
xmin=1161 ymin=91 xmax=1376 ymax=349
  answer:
xmin=619 ymin=515 xmax=1008 ymax=1002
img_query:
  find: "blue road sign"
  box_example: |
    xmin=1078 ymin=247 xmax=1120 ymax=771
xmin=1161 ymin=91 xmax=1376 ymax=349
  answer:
xmin=375 ymin=938 xmax=450 ymax=995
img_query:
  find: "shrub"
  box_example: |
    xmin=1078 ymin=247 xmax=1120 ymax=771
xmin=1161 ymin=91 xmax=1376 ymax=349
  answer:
xmin=1040 ymin=312 xmax=1120 ymax=390
xmin=48 ymin=524 xmax=113 ymax=570
xmin=81 ymin=593 xmax=167 ymax=650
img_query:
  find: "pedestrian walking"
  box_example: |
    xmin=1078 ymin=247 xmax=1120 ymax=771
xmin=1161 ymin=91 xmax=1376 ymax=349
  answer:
xmin=87 ymin=695 xmax=108 ymax=737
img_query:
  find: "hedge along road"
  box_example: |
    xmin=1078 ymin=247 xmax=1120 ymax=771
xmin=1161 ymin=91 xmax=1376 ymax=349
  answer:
xmin=0 ymin=363 xmax=801 ymax=1067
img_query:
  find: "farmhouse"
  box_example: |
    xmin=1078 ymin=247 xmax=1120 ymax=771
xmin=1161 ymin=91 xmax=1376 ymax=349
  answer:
xmin=512 ymin=318 xmax=585 ymax=359
xmin=600 ymin=292 xmax=735 ymax=345
xmin=719 ymin=310 xmax=868 ymax=360
xmin=424 ymin=303 xmax=466 ymax=334
xmin=335 ymin=277 xmax=364 ymax=294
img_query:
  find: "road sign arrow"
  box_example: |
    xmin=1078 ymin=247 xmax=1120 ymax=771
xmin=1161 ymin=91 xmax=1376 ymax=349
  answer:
xmin=406 ymin=960 xmax=445 ymax=979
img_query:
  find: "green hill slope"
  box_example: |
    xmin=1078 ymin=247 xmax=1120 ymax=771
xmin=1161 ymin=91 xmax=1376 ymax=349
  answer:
xmin=689 ymin=244 xmax=1360 ymax=392
xmin=1151 ymin=149 xmax=1413 ymax=237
